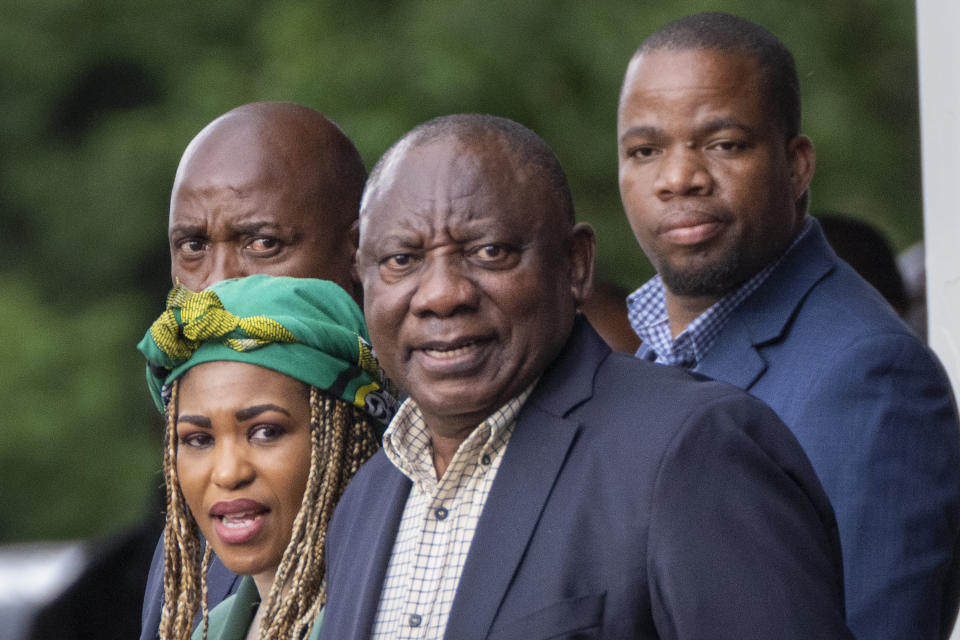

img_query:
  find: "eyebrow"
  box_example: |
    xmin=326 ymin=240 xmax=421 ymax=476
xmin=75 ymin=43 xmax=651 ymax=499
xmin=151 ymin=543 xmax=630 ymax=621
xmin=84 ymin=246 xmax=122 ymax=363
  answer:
xmin=619 ymin=119 xmax=754 ymax=146
xmin=168 ymin=222 xmax=206 ymax=238
xmin=178 ymin=414 xmax=212 ymax=429
xmin=226 ymin=221 xmax=290 ymax=235
xmin=235 ymin=404 xmax=292 ymax=422
xmin=619 ymin=125 xmax=662 ymax=146
xmin=695 ymin=118 xmax=754 ymax=137
xmin=169 ymin=220 xmax=291 ymax=238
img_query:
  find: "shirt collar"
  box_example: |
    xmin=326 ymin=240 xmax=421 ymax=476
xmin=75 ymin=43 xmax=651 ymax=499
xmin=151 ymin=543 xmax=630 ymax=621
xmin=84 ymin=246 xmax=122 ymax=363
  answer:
xmin=381 ymin=382 xmax=537 ymax=493
xmin=629 ymin=217 xmax=813 ymax=367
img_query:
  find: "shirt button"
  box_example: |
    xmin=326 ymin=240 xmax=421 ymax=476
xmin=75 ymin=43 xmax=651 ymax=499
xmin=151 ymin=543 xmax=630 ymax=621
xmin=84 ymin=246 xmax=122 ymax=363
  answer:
xmin=481 ymin=454 xmax=491 ymax=465
xmin=409 ymin=614 xmax=422 ymax=627
xmin=434 ymin=507 xmax=448 ymax=520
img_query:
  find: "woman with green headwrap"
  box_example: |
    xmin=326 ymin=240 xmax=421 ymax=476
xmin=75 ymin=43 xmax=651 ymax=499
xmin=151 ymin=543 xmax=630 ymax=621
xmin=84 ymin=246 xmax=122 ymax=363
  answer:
xmin=137 ymin=275 xmax=395 ymax=640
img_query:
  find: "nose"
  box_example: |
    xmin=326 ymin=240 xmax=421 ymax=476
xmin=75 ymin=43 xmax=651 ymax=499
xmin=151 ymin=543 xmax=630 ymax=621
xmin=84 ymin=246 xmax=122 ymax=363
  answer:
xmin=409 ymin=254 xmax=480 ymax=318
xmin=199 ymin=247 xmax=246 ymax=290
xmin=210 ymin=440 xmax=255 ymax=490
xmin=653 ymin=147 xmax=712 ymax=199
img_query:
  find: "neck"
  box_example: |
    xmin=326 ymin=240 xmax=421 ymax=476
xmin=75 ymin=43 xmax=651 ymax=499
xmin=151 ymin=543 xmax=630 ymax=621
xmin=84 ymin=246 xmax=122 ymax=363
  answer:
xmin=247 ymin=569 xmax=278 ymax=640
xmin=664 ymin=291 xmax=721 ymax=337
xmin=417 ymin=403 xmax=493 ymax=479
xmin=428 ymin=428 xmax=474 ymax=479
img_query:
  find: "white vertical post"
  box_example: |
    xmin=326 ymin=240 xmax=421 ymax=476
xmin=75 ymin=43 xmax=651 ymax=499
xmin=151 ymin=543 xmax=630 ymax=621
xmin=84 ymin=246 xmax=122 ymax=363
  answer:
xmin=917 ymin=1 xmax=960 ymax=636
xmin=917 ymin=0 xmax=960 ymax=393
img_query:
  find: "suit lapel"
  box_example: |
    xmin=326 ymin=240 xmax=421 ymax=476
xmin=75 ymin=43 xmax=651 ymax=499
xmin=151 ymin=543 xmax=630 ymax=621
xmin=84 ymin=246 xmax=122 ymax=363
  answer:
xmin=442 ymin=318 xmax=603 ymax=640
xmin=696 ymin=314 xmax=768 ymax=388
xmin=344 ymin=462 xmax=411 ymax=639
xmin=697 ymin=219 xmax=837 ymax=391
xmin=211 ymin=576 xmax=258 ymax=640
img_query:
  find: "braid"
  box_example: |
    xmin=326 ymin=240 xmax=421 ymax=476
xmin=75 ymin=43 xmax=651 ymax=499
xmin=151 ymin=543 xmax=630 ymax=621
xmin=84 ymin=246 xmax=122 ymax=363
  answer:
xmin=159 ymin=378 xmax=206 ymax=639
xmin=199 ymin=545 xmax=213 ymax=640
xmin=259 ymin=387 xmax=379 ymax=639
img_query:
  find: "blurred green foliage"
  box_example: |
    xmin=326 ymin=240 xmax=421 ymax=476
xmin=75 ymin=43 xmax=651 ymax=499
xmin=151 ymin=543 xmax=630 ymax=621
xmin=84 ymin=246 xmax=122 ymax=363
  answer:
xmin=0 ymin=0 xmax=921 ymax=542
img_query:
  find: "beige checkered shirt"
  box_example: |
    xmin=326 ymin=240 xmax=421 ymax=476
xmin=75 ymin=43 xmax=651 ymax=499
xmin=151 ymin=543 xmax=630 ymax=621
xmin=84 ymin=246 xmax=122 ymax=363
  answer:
xmin=370 ymin=385 xmax=535 ymax=639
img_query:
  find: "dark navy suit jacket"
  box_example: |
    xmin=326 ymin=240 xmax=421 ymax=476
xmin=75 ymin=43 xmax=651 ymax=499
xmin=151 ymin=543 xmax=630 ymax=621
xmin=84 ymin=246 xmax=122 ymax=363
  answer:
xmin=320 ymin=319 xmax=854 ymax=639
xmin=674 ymin=220 xmax=960 ymax=640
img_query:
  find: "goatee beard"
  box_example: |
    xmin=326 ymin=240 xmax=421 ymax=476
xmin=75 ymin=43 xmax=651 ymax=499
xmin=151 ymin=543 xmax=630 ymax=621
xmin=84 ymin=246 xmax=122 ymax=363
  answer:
xmin=658 ymin=252 xmax=744 ymax=298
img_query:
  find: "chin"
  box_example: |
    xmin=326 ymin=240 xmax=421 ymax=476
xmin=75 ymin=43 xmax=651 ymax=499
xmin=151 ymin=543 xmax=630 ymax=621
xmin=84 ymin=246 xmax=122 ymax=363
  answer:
xmin=219 ymin=553 xmax=278 ymax=578
xmin=659 ymin=256 xmax=743 ymax=298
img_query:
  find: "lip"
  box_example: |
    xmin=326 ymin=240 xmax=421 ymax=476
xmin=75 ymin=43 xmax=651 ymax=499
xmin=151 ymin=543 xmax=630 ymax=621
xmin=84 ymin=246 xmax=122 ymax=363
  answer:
xmin=210 ymin=498 xmax=269 ymax=545
xmin=411 ymin=335 xmax=496 ymax=375
xmin=658 ymin=210 xmax=726 ymax=246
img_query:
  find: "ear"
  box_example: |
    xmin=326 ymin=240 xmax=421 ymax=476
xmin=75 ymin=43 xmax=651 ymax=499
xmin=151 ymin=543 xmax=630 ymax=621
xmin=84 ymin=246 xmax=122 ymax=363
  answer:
xmin=568 ymin=222 xmax=596 ymax=307
xmin=347 ymin=219 xmax=363 ymax=304
xmin=787 ymin=135 xmax=816 ymax=204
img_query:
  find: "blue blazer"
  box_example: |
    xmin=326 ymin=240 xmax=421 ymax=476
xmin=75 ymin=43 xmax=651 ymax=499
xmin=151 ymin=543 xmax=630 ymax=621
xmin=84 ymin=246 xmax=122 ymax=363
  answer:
xmin=688 ymin=220 xmax=960 ymax=639
xmin=321 ymin=318 xmax=853 ymax=639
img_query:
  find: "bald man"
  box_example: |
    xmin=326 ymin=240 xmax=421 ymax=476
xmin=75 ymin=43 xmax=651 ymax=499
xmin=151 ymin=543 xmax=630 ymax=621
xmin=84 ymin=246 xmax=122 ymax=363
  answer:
xmin=139 ymin=102 xmax=366 ymax=640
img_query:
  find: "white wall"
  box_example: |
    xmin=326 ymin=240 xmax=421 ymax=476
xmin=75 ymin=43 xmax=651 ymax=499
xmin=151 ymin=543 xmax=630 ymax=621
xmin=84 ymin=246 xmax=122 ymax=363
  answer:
xmin=917 ymin=0 xmax=960 ymax=637
xmin=918 ymin=0 xmax=960 ymax=395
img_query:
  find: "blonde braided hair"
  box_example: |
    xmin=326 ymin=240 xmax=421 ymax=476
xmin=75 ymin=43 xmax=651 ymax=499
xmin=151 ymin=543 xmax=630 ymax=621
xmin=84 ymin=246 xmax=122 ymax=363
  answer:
xmin=158 ymin=380 xmax=380 ymax=639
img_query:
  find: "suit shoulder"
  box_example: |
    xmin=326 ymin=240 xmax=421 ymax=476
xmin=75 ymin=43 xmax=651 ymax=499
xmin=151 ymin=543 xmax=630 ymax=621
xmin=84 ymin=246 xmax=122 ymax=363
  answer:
xmin=799 ymin=260 xmax=916 ymax=339
xmin=597 ymin=351 xmax=758 ymax=407
xmin=775 ymin=266 xmax=949 ymax=382
xmin=584 ymin=351 xmax=786 ymax=443
xmin=337 ymin=449 xmax=397 ymax=504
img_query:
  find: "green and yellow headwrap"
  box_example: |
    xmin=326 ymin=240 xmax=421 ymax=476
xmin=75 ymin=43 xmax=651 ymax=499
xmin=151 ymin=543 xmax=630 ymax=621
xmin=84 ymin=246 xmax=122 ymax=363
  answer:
xmin=137 ymin=275 xmax=396 ymax=424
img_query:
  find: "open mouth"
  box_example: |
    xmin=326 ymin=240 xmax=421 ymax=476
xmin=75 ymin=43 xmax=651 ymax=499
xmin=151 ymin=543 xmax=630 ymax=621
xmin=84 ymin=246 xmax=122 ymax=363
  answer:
xmin=414 ymin=336 xmax=495 ymax=373
xmin=423 ymin=340 xmax=485 ymax=359
xmin=213 ymin=511 xmax=266 ymax=544
xmin=210 ymin=500 xmax=269 ymax=544
xmin=220 ymin=511 xmax=262 ymax=529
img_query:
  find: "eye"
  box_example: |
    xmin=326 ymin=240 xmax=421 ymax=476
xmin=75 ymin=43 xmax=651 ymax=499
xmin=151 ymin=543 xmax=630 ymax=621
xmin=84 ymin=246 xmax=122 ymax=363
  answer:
xmin=177 ymin=238 xmax=207 ymax=256
xmin=246 ymin=236 xmax=282 ymax=255
xmin=468 ymin=243 xmax=520 ymax=268
xmin=249 ymin=424 xmax=285 ymax=444
xmin=178 ymin=431 xmax=213 ymax=449
xmin=379 ymin=253 xmax=420 ymax=274
xmin=626 ymin=145 xmax=659 ymax=161
xmin=709 ymin=140 xmax=749 ymax=154
xmin=472 ymin=244 xmax=505 ymax=261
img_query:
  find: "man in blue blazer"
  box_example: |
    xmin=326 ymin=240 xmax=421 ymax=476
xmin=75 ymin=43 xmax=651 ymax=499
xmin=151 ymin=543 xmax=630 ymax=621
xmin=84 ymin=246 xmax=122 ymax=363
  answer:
xmin=618 ymin=13 xmax=960 ymax=639
xmin=321 ymin=113 xmax=853 ymax=639
xmin=139 ymin=101 xmax=367 ymax=639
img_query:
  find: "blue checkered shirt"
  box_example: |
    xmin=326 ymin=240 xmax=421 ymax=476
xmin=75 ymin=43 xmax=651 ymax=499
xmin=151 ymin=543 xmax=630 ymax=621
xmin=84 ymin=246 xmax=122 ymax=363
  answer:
xmin=629 ymin=218 xmax=812 ymax=368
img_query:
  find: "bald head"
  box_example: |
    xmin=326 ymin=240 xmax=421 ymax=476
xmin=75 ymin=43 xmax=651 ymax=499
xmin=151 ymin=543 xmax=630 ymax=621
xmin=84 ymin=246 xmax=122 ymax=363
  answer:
xmin=169 ymin=102 xmax=365 ymax=299
xmin=363 ymin=113 xmax=575 ymax=226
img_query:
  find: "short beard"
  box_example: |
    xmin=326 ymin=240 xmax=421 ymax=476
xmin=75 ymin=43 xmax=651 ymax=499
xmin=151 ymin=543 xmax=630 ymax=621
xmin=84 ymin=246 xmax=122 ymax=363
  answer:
xmin=657 ymin=251 xmax=744 ymax=298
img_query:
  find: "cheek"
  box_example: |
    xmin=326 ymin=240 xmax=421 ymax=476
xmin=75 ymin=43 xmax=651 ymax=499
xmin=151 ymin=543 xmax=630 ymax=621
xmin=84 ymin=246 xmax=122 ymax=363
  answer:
xmin=176 ymin=456 xmax=206 ymax=515
xmin=171 ymin=266 xmax=204 ymax=291
xmin=490 ymin=276 xmax=554 ymax=333
xmin=279 ymin=441 xmax=313 ymax=514
xmin=365 ymin=288 xmax=407 ymax=343
xmin=618 ymin=181 xmax=655 ymax=237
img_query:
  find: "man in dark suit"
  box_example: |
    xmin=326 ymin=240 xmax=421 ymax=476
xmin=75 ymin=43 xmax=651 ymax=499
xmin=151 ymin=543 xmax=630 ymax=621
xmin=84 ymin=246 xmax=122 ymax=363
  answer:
xmin=321 ymin=113 xmax=853 ymax=639
xmin=139 ymin=101 xmax=366 ymax=640
xmin=617 ymin=13 xmax=960 ymax=639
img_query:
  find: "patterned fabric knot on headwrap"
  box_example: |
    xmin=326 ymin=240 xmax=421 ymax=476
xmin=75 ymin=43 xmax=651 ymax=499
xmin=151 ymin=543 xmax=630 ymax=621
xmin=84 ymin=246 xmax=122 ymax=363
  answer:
xmin=150 ymin=287 xmax=299 ymax=362
xmin=137 ymin=275 xmax=397 ymax=425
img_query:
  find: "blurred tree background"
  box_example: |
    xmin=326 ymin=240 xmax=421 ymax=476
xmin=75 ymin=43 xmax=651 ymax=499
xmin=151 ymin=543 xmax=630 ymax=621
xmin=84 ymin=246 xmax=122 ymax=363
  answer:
xmin=0 ymin=0 xmax=921 ymax=543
